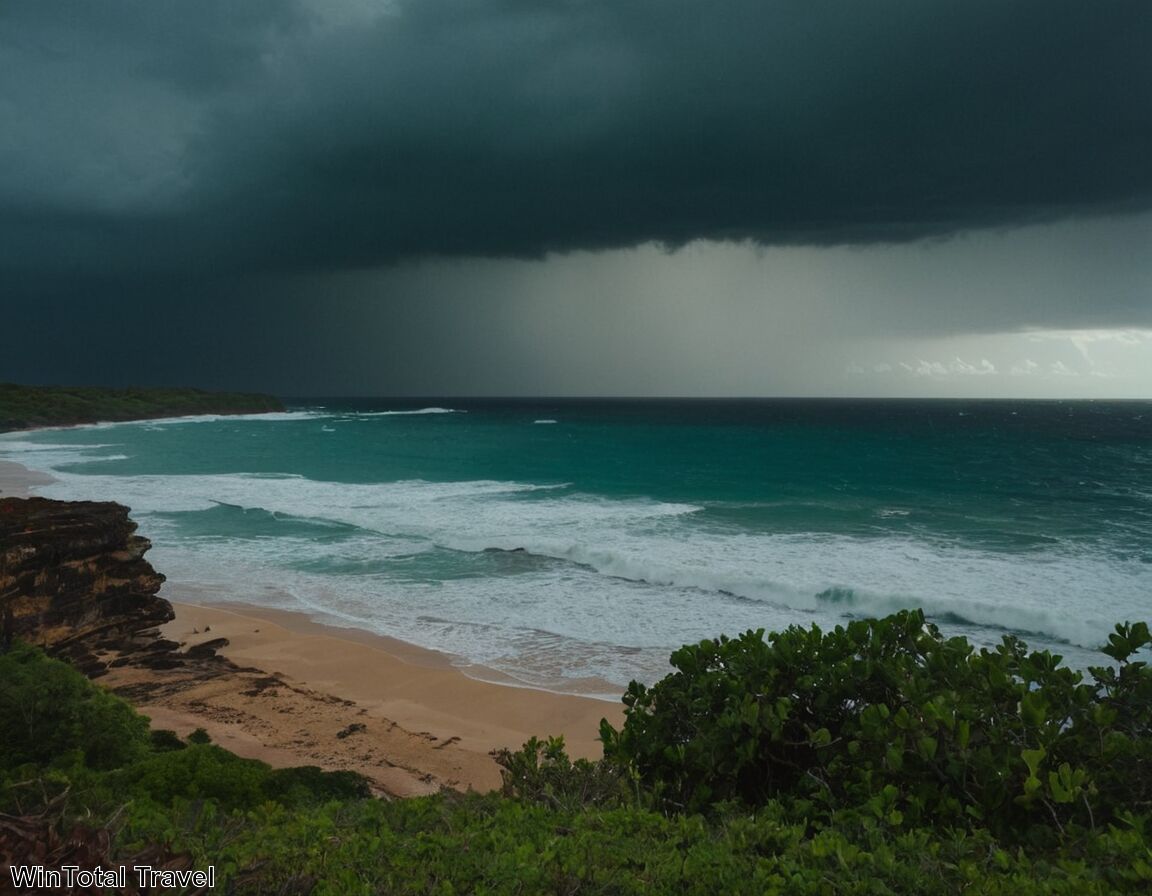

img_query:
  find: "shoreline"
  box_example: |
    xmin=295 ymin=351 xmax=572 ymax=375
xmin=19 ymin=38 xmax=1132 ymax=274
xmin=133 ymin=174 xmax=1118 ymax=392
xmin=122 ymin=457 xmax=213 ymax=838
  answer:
xmin=143 ymin=596 xmax=619 ymax=794
xmin=0 ymin=455 xmax=622 ymax=796
xmin=0 ymin=459 xmax=55 ymax=497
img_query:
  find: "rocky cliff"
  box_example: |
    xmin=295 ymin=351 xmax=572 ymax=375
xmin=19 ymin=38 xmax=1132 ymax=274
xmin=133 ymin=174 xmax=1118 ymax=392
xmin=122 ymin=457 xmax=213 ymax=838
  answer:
xmin=0 ymin=497 xmax=179 ymax=676
xmin=0 ymin=496 xmax=485 ymax=797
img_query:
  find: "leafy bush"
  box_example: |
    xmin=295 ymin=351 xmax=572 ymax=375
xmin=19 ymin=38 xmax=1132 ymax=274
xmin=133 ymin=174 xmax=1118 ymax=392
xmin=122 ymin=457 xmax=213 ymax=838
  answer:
xmin=149 ymin=729 xmax=188 ymax=752
xmin=493 ymin=735 xmax=633 ymax=811
xmin=121 ymin=744 xmax=273 ymax=809
xmin=600 ymin=610 xmax=1152 ymax=839
xmin=115 ymin=744 xmax=374 ymax=812
xmin=262 ymin=766 xmax=372 ymax=805
xmin=0 ymin=642 xmax=150 ymax=773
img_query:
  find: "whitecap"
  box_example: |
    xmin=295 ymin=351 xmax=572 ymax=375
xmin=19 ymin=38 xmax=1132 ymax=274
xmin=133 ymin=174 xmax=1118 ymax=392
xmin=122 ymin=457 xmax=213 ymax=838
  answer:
xmin=353 ymin=408 xmax=464 ymax=417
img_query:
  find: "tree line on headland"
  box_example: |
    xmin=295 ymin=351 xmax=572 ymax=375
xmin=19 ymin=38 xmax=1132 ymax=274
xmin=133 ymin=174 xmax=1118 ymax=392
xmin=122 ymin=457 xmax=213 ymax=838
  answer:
xmin=0 ymin=382 xmax=283 ymax=432
xmin=2 ymin=610 xmax=1150 ymax=894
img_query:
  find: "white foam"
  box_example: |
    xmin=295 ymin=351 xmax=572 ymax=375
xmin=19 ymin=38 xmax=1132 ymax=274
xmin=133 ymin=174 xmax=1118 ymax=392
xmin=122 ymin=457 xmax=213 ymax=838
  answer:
xmin=0 ymin=439 xmax=121 ymax=452
xmin=0 ymin=439 xmax=128 ymax=471
xmin=58 ymin=453 xmax=130 ymax=464
xmin=0 ymin=411 xmax=327 ymax=435
xmin=13 ymin=426 xmax=1148 ymax=691
xmin=118 ymin=410 xmax=329 ymax=426
xmin=34 ymin=470 xmax=696 ymax=541
xmin=34 ymin=461 xmax=1147 ymax=657
xmin=352 ymin=408 xmax=464 ymax=417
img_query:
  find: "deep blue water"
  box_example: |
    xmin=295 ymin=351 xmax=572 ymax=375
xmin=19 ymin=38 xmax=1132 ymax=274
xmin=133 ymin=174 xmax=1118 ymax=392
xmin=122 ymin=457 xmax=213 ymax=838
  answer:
xmin=4 ymin=398 xmax=1150 ymax=696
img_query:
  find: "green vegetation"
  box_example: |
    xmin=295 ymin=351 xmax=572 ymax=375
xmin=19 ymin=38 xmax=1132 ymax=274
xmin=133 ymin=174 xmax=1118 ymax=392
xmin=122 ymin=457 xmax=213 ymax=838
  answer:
xmin=2 ymin=612 xmax=1151 ymax=894
xmin=599 ymin=612 xmax=1152 ymax=837
xmin=0 ymin=382 xmax=283 ymax=431
xmin=0 ymin=643 xmax=367 ymax=820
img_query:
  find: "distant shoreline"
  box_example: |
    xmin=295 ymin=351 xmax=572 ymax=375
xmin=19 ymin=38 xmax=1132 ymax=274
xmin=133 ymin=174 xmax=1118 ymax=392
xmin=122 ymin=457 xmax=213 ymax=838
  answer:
xmin=0 ymin=382 xmax=284 ymax=433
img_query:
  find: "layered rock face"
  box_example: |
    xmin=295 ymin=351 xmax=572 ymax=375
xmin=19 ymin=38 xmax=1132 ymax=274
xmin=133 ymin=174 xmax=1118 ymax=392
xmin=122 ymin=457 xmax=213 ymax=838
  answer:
xmin=0 ymin=497 xmax=176 ymax=676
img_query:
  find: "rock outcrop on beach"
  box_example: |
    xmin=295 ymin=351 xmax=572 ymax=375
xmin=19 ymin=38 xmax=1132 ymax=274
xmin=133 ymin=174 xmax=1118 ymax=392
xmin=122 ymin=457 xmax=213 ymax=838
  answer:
xmin=0 ymin=497 xmax=192 ymax=678
xmin=0 ymin=496 xmax=490 ymax=796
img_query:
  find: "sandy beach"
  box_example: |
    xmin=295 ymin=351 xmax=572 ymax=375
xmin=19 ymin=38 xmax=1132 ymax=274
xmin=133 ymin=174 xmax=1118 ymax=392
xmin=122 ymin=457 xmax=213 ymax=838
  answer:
xmin=0 ymin=457 xmax=621 ymax=797
xmin=132 ymin=597 xmax=619 ymax=796
xmin=0 ymin=459 xmax=55 ymax=498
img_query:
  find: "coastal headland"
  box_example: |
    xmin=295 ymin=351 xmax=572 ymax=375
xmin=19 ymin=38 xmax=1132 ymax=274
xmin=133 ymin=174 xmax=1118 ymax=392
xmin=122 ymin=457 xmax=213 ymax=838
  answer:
xmin=0 ymin=382 xmax=284 ymax=432
xmin=0 ymin=457 xmax=616 ymax=798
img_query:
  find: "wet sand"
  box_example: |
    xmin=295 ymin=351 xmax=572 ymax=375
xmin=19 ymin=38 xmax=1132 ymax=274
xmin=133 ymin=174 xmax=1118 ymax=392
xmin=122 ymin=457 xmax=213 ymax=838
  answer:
xmin=0 ymin=459 xmax=55 ymax=497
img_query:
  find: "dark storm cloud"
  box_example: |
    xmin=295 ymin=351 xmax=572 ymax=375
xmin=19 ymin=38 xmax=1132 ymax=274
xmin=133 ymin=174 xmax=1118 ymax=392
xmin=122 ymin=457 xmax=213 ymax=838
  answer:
xmin=2 ymin=0 xmax=1150 ymax=277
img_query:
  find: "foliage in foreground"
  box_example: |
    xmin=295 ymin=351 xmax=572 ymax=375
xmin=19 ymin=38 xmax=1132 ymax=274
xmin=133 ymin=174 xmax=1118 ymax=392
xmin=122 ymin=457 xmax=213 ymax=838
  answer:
xmin=598 ymin=611 xmax=1152 ymax=840
xmin=123 ymin=792 xmax=1152 ymax=896
xmin=2 ymin=613 xmax=1152 ymax=894
xmin=0 ymin=642 xmax=369 ymax=820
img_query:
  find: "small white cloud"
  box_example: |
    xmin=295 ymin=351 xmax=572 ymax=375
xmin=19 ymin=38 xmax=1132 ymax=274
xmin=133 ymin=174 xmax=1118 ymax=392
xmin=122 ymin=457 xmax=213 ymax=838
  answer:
xmin=1048 ymin=361 xmax=1078 ymax=377
xmin=948 ymin=356 xmax=996 ymax=375
xmin=907 ymin=359 xmax=948 ymax=376
xmin=1009 ymin=359 xmax=1040 ymax=376
xmin=872 ymin=363 xmax=893 ymax=373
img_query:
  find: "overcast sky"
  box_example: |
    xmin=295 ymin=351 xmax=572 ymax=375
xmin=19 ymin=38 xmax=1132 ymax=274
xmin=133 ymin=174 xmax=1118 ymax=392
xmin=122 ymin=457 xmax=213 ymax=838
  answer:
xmin=2 ymin=0 xmax=1150 ymax=397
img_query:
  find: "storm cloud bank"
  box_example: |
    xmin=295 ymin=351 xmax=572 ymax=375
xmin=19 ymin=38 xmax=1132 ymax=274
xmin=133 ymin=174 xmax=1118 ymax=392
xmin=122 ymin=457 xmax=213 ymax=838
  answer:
xmin=3 ymin=0 xmax=1150 ymax=275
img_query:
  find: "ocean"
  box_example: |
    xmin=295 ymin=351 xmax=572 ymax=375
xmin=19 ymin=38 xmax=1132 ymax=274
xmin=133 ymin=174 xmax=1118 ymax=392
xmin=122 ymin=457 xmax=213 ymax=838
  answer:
xmin=3 ymin=398 xmax=1150 ymax=698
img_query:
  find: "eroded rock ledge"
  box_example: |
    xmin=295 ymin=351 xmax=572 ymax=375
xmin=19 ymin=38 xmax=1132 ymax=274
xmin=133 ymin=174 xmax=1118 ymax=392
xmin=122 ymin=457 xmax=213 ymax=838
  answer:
xmin=0 ymin=496 xmax=480 ymax=797
xmin=0 ymin=496 xmax=225 ymax=680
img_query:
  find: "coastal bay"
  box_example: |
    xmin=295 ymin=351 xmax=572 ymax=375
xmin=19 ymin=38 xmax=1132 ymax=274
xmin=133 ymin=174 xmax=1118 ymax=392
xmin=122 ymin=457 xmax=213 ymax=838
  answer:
xmin=3 ymin=407 xmax=1151 ymax=892
xmin=0 ymin=458 xmax=616 ymax=797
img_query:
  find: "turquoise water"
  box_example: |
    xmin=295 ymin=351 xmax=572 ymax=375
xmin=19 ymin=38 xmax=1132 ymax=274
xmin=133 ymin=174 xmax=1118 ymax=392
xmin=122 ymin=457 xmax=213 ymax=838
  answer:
xmin=3 ymin=399 xmax=1150 ymax=696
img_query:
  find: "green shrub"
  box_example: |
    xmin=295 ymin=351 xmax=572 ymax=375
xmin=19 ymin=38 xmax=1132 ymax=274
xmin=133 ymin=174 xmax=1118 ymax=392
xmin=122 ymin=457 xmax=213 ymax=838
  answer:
xmin=0 ymin=642 xmax=150 ymax=772
xmin=262 ymin=766 xmax=372 ymax=806
xmin=149 ymin=728 xmax=187 ymax=752
xmin=121 ymin=743 xmax=272 ymax=809
xmin=122 ymin=747 xmax=372 ymax=812
xmin=493 ymin=735 xmax=633 ymax=811
xmin=599 ymin=611 xmax=1152 ymax=839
